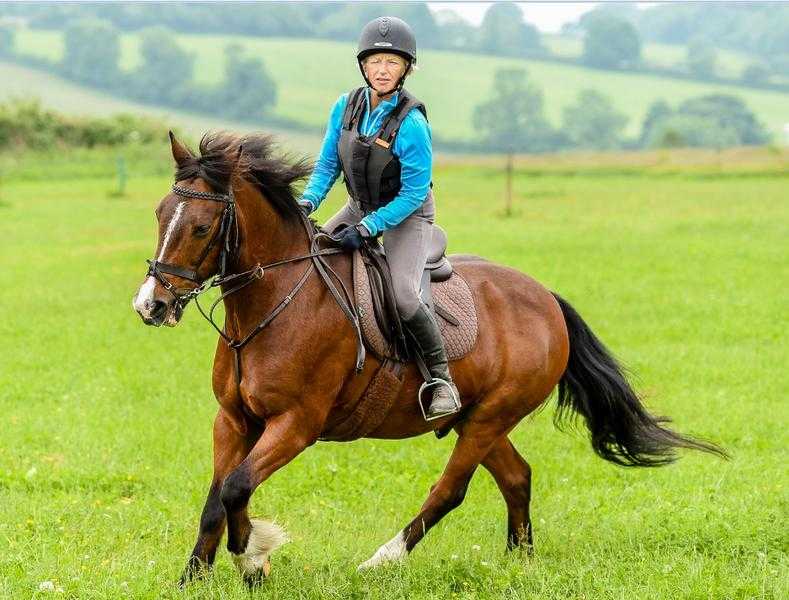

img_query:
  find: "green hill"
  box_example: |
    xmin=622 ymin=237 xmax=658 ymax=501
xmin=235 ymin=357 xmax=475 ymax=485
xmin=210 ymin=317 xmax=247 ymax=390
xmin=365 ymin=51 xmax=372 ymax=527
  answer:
xmin=543 ymin=34 xmax=754 ymax=79
xmin=0 ymin=60 xmax=322 ymax=154
xmin=11 ymin=28 xmax=789 ymax=142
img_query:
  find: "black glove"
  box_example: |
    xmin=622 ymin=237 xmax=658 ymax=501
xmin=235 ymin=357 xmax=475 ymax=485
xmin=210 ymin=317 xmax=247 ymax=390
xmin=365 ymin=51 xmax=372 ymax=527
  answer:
xmin=334 ymin=224 xmax=369 ymax=252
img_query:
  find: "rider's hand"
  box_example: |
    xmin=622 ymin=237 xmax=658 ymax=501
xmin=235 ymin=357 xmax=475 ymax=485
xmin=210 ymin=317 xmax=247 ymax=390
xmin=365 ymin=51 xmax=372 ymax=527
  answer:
xmin=335 ymin=224 xmax=370 ymax=252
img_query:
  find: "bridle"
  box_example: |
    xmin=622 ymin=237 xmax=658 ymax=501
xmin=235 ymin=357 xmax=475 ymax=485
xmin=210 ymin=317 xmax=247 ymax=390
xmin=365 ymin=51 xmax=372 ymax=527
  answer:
xmin=145 ymin=181 xmax=366 ymax=392
xmin=146 ymin=183 xmax=238 ymax=307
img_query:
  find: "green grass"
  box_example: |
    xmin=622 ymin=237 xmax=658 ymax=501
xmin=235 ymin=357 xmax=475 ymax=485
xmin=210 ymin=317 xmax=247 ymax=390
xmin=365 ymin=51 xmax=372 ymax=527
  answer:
xmin=0 ymin=147 xmax=786 ymax=598
xmin=12 ymin=28 xmax=789 ymax=140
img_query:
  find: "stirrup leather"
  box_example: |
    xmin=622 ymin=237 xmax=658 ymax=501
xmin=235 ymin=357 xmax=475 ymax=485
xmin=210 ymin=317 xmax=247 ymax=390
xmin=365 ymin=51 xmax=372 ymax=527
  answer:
xmin=417 ymin=378 xmax=461 ymax=422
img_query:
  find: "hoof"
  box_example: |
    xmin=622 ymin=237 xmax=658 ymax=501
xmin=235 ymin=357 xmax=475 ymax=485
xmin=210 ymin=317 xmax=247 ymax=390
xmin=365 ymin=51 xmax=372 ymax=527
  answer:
xmin=178 ymin=556 xmax=210 ymax=588
xmin=230 ymin=519 xmax=288 ymax=581
xmin=357 ymin=532 xmax=407 ymax=571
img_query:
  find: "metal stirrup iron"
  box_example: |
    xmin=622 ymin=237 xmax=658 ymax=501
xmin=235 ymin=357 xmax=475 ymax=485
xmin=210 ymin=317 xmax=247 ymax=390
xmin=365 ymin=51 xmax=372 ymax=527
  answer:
xmin=417 ymin=378 xmax=461 ymax=422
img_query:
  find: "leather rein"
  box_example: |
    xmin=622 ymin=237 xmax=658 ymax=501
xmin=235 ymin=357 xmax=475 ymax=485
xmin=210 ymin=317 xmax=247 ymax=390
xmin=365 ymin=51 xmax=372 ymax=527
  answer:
xmin=146 ymin=183 xmax=366 ymax=394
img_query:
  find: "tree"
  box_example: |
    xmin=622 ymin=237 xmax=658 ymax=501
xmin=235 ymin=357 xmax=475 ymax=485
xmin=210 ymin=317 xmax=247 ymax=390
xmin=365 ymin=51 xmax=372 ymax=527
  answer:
xmin=638 ymin=100 xmax=673 ymax=146
xmin=677 ymin=94 xmax=769 ymax=145
xmin=62 ymin=18 xmax=120 ymax=87
xmin=562 ymin=89 xmax=628 ymax=150
xmin=686 ymin=36 xmax=717 ymax=78
xmin=582 ymin=16 xmax=641 ymax=69
xmin=434 ymin=10 xmax=476 ymax=51
xmin=213 ymin=44 xmax=277 ymax=120
xmin=318 ymin=3 xmax=440 ymax=48
xmin=0 ymin=24 xmax=14 ymax=56
xmin=741 ymin=62 xmax=770 ymax=86
xmin=477 ymin=2 xmax=542 ymax=57
xmin=645 ymin=114 xmax=739 ymax=149
xmin=132 ymin=26 xmax=196 ymax=105
xmin=473 ymin=68 xmax=561 ymax=152
xmin=642 ymin=94 xmax=770 ymax=148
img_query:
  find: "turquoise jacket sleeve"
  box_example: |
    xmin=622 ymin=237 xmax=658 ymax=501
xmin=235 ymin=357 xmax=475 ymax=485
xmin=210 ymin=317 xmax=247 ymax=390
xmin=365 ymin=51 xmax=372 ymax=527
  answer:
xmin=301 ymin=93 xmax=348 ymax=211
xmin=359 ymin=109 xmax=433 ymax=237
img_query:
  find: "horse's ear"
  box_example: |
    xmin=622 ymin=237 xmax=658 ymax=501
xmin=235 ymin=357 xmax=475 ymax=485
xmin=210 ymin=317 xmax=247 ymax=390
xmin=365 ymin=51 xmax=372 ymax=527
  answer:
xmin=169 ymin=130 xmax=193 ymax=167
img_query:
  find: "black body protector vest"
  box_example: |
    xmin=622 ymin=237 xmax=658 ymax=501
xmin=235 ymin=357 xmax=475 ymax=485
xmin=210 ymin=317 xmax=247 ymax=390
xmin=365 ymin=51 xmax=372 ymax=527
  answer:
xmin=338 ymin=86 xmax=429 ymax=215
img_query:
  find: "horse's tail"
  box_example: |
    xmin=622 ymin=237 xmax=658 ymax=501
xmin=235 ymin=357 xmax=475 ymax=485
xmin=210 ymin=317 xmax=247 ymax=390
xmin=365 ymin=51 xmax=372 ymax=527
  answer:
xmin=551 ymin=292 xmax=728 ymax=467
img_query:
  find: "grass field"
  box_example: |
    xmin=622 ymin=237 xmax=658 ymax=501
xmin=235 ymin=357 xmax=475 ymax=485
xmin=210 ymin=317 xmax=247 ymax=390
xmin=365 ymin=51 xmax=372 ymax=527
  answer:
xmin=0 ymin=145 xmax=787 ymax=598
xmin=11 ymin=28 xmax=789 ymax=140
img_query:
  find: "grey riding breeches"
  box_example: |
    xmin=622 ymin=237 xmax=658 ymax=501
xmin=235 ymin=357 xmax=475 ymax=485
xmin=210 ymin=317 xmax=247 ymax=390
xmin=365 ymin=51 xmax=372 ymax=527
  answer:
xmin=322 ymin=190 xmax=436 ymax=320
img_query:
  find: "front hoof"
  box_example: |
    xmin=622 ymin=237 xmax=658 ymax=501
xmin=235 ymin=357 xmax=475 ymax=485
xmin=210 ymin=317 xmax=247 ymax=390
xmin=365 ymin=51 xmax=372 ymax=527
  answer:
xmin=230 ymin=519 xmax=288 ymax=581
xmin=242 ymin=562 xmax=271 ymax=589
xmin=178 ymin=556 xmax=210 ymax=588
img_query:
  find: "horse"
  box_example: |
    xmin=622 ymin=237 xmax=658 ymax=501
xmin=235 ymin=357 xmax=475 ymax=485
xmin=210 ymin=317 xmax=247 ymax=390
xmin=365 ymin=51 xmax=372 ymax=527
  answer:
xmin=132 ymin=131 xmax=725 ymax=586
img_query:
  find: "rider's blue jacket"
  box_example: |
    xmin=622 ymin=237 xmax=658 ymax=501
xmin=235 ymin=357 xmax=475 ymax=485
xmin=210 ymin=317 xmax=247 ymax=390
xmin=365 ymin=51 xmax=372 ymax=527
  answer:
xmin=301 ymin=88 xmax=432 ymax=237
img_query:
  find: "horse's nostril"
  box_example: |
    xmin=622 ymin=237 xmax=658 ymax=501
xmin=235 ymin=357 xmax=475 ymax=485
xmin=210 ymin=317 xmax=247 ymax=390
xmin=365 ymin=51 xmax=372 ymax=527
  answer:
xmin=150 ymin=300 xmax=168 ymax=319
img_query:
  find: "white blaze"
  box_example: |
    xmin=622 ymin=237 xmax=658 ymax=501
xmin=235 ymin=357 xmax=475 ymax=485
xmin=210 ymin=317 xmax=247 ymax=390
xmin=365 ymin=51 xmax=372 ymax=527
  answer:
xmin=157 ymin=200 xmax=186 ymax=261
xmin=133 ymin=200 xmax=186 ymax=318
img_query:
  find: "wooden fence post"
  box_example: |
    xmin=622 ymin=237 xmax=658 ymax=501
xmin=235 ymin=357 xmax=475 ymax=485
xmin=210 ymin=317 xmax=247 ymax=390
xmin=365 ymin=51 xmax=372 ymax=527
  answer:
xmin=504 ymin=149 xmax=513 ymax=217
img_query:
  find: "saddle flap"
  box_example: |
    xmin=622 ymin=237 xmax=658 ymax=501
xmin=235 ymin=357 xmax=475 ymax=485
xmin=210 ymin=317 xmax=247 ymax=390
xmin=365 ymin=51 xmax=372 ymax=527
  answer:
xmin=353 ymin=249 xmax=478 ymax=363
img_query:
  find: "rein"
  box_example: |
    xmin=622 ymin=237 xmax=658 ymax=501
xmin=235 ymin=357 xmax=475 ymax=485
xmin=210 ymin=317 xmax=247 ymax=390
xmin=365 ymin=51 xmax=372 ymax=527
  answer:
xmin=147 ymin=183 xmax=366 ymax=398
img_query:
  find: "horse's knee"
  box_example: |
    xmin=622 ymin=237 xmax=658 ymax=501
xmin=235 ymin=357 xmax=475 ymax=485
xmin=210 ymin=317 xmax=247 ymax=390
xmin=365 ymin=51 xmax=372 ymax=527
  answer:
xmin=220 ymin=468 xmax=252 ymax=513
xmin=432 ymin=476 xmax=471 ymax=513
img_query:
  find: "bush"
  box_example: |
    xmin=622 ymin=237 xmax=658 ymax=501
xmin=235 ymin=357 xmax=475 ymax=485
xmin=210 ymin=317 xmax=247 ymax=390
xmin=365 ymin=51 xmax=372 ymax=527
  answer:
xmin=0 ymin=99 xmax=168 ymax=151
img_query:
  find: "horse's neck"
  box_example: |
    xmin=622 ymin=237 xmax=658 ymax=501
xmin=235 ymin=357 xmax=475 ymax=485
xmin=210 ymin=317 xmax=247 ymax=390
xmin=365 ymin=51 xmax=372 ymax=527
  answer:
xmin=222 ymin=182 xmax=311 ymax=334
xmin=236 ymin=182 xmax=307 ymax=268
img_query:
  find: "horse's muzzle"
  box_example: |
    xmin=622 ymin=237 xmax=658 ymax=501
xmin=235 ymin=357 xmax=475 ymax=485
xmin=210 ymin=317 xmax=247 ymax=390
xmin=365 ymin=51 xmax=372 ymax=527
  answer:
xmin=133 ymin=277 xmax=184 ymax=327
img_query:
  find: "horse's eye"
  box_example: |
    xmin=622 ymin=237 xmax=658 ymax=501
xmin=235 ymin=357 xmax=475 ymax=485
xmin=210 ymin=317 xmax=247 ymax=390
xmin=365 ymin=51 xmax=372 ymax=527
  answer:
xmin=194 ymin=224 xmax=212 ymax=237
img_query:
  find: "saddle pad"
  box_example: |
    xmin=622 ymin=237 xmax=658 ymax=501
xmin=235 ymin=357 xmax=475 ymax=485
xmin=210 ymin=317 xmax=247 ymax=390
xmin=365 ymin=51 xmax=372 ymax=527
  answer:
xmin=353 ymin=250 xmax=478 ymax=362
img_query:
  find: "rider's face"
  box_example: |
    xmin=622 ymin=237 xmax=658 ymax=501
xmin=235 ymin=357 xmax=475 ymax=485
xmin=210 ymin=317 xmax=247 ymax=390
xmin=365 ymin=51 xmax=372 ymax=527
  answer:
xmin=363 ymin=53 xmax=408 ymax=95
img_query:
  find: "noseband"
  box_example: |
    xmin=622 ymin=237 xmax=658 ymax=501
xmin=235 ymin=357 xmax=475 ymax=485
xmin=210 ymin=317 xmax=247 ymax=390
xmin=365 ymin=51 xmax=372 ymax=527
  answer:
xmin=146 ymin=183 xmax=239 ymax=305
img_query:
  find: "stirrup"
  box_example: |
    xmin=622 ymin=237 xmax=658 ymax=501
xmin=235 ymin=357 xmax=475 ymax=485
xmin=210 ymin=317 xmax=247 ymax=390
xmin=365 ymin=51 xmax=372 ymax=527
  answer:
xmin=417 ymin=378 xmax=461 ymax=422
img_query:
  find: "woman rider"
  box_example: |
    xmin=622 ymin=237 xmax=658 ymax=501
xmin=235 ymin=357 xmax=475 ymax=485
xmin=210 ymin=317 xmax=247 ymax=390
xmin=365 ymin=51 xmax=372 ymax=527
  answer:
xmin=297 ymin=16 xmax=459 ymax=420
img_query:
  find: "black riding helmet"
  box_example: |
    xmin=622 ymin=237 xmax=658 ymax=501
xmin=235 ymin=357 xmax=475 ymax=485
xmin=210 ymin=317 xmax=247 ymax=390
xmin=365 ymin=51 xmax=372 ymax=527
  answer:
xmin=357 ymin=16 xmax=417 ymax=97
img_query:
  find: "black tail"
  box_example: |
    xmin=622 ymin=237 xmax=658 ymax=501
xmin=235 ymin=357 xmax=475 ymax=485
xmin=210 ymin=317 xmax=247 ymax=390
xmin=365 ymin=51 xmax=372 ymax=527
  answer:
xmin=551 ymin=293 xmax=728 ymax=467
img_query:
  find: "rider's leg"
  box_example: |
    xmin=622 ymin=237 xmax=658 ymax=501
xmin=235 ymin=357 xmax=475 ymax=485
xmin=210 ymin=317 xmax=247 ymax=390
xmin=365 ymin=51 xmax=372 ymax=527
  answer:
xmin=383 ymin=193 xmax=459 ymax=419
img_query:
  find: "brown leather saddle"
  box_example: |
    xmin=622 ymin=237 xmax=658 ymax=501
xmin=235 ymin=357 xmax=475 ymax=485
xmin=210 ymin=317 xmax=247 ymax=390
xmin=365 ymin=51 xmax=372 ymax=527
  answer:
xmin=350 ymin=225 xmax=478 ymax=363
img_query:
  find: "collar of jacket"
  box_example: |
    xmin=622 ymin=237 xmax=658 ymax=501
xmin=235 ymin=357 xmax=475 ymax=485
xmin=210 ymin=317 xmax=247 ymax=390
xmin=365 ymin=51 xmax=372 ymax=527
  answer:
xmin=364 ymin=87 xmax=400 ymax=113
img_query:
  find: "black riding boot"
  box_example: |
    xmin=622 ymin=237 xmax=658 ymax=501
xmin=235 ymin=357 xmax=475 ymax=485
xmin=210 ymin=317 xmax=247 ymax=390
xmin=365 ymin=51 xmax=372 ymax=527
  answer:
xmin=403 ymin=303 xmax=460 ymax=419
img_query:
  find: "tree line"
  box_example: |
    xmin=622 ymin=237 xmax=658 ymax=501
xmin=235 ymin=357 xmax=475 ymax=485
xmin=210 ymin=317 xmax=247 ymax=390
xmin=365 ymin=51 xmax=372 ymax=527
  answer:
xmin=2 ymin=1 xmax=786 ymax=89
xmin=472 ymin=68 xmax=771 ymax=153
xmin=0 ymin=18 xmax=280 ymax=125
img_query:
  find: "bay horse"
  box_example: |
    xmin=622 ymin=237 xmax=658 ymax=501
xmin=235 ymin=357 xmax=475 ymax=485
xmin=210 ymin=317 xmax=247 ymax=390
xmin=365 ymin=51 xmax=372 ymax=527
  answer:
xmin=132 ymin=132 xmax=725 ymax=586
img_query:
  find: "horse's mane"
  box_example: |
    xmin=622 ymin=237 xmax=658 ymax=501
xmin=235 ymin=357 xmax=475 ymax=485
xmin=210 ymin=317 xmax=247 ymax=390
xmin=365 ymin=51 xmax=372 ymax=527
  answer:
xmin=173 ymin=131 xmax=312 ymax=224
